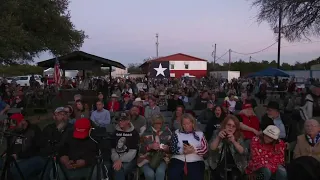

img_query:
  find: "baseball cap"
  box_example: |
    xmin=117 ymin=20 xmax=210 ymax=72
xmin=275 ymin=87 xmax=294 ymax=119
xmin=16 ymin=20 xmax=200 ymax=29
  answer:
xmin=73 ymin=118 xmax=91 ymax=139
xmin=263 ymin=125 xmax=280 ymax=140
xmin=118 ymin=112 xmax=130 ymax=121
xmin=123 ymin=94 xmax=130 ymax=99
xmin=54 ymin=107 xmax=67 ymax=113
xmin=9 ymin=113 xmax=24 ymax=129
xmin=266 ymin=101 xmax=280 ymax=111
xmin=242 ymin=104 xmax=252 ymax=110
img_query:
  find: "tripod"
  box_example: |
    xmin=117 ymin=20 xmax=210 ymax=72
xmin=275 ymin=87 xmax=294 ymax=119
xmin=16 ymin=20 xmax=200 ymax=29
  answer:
xmin=40 ymin=140 xmax=68 ymax=180
xmin=0 ymin=132 xmax=25 ymax=180
xmin=87 ymin=148 xmax=109 ymax=180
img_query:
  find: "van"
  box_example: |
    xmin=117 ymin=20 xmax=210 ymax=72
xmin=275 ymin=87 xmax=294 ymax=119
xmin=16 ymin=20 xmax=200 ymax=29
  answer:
xmin=15 ymin=75 xmax=43 ymax=86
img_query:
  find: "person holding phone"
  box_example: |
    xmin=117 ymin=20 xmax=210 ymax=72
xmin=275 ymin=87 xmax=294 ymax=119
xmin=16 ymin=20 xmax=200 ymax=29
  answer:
xmin=168 ymin=113 xmax=208 ymax=180
xmin=209 ymin=115 xmax=247 ymax=180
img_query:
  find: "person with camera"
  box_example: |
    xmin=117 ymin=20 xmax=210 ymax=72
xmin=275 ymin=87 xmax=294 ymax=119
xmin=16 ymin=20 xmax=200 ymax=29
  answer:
xmin=39 ymin=107 xmax=73 ymax=179
xmin=168 ymin=113 xmax=208 ymax=180
xmin=209 ymin=115 xmax=247 ymax=180
xmin=138 ymin=114 xmax=172 ymax=180
xmin=54 ymin=118 xmax=97 ymax=180
xmin=0 ymin=113 xmax=42 ymax=180
xmin=246 ymin=125 xmax=287 ymax=180
xmin=111 ymin=112 xmax=139 ymax=180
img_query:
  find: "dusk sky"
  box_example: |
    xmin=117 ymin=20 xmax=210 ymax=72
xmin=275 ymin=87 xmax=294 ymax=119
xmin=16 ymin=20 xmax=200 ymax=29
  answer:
xmin=36 ymin=0 xmax=320 ymax=66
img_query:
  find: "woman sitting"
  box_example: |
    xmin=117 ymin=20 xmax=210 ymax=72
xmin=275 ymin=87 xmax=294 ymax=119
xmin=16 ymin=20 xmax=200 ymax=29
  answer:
xmin=294 ymin=119 xmax=320 ymax=161
xmin=209 ymin=115 xmax=247 ymax=180
xmin=246 ymin=125 xmax=287 ymax=180
xmin=168 ymin=113 xmax=208 ymax=180
xmin=171 ymin=105 xmax=184 ymax=131
xmin=138 ymin=114 xmax=172 ymax=180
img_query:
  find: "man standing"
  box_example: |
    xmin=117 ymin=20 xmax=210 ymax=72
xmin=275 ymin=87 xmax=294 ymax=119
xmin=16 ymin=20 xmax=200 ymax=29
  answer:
xmin=91 ymin=100 xmax=111 ymax=127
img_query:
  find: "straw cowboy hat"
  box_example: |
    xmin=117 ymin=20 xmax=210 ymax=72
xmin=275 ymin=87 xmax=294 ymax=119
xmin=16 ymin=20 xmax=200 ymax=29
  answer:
xmin=111 ymin=94 xmax=118 ymax=98
xmin=159 ymin=92 xmax=166 ymax=96
xmin=134 ymin=97 xmax=143 ymax=102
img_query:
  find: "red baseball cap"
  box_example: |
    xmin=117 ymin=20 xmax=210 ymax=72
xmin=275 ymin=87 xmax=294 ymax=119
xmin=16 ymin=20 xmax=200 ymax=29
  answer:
xmin=9 ymin=113 xmax=24 ymax=129
xmin=242 ymin=104 xmax=253 ymax=110
xmin=73 ymin=118 xmax=91 ymax=139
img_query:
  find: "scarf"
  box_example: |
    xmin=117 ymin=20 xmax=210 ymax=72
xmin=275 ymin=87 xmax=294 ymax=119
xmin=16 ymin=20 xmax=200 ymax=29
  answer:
xmin=306 ymin=133 xmax=320 ymax=146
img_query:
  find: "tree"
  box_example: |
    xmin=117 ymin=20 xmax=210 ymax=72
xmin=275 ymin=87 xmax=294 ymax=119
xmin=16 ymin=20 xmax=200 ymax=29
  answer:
xmin=0 ymin=0 xmax=86 ymax=64
xmin=252 ymin=0 xmax=320 ymax=41
xmin=127 ymin=63 xmax=142 ymax=74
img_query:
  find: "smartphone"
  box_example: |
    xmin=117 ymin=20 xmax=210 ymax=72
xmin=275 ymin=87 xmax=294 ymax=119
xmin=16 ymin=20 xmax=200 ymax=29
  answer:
xmin=182 ymin=140 xmax=190 ymax=145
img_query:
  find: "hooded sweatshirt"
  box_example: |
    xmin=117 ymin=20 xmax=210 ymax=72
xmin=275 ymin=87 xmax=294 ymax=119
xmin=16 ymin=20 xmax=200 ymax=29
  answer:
xmin=111 ymin=122 xmax=139 ymax=163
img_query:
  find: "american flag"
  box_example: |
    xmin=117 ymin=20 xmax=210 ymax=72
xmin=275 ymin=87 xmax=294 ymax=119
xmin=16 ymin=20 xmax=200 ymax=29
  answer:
xmin=54 ymin=57 xmax=61 ymax=87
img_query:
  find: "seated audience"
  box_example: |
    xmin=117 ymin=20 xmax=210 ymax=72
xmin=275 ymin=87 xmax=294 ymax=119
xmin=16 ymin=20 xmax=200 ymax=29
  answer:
xmin=167 ymin=92 xmax=184 ymax=112
xmin=223 ymin=93 xmax=237 ymax=114
xmin=73 ymin=100 xmax=90 ymax=120
xmin=294 ymin=119 xmax=320 ymax=160
xmin=171 ymin=105 xmax=184 ymax=131
xmin=55 ymin=118 xmax=97 ymax=180
xmin=121 ymin=94 xmax=133 ymax=111
xmin=107 ymin=94 xmax=120 ymax=112
xmin=209 ymin=115 xmax=247 ymax=180
xmin=205 ymin=105 xmax=226 ymax=141
xmin=198 ymin=100 xmax=215 ymax=124
xmin=130 ymin=105 xmax=147 ymax=135
xmin=0 ymin=96 xmax=10 ymax=114
xmin=238 ymin=104 xmax=260 ymax=148
xmin=246 ymin=125 xmax=287 ymax=180
xmin=145 ymin=96 xmax=160 ymax=121
xmin=91 ymin=100 xmax=111 ymax=127
xmin=138 ymin=114 xmax=172 ymax=180
xmin=0 ymin=113 xmax=42 ymax=180
xmin=133 ymin=97 xmax=145 ymax=116
xmin=64 ymin=105 xmax=75 ymax=124
xmin=168 ymin=113 xmax=208 ymax=180
xmin=111 ymin=112 xmax=139 ymax=180
xmin=194 ymin=90 xmax=209 ymax=110
xmin=10 ymin=95 xmax=25 ymax=109
xmin=40 ymin=107 xmax=73 ymax=179
xmin=92 ymin=92 xmax=108 ymax=110
xmin=261 ymin=101 xmax=298 ymax=143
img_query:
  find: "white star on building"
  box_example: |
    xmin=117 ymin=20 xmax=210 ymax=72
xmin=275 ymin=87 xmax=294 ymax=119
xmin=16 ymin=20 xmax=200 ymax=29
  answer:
xmin=154 ymin=63 xmax=167 ymax=77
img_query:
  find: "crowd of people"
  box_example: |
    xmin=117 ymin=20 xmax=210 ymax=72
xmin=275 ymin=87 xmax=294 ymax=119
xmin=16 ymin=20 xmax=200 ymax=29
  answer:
xmin=0 ymin=76 xmax=320 ymax=180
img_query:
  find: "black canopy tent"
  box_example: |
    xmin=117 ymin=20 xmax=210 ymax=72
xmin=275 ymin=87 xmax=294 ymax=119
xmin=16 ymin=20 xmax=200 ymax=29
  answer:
xmin=37 ymin=51 xmax=126 ymax=80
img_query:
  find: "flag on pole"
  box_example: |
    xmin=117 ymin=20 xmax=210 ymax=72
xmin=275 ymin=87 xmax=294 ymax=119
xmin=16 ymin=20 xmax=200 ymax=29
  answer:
xmin=54 ymin=57 xmax=61 ymax=87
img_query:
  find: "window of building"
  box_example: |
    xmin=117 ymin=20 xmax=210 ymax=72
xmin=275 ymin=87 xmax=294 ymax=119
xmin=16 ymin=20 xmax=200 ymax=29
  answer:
xmin=185 ymin=64 xmax=189 ymax=69
xmin=170 ymin=64 xmax=174 ymax=69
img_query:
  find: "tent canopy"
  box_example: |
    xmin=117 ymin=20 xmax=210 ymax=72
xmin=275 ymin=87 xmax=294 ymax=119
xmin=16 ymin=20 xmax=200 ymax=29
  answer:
xmin=247 ymin=68 xmax=290 ymax=78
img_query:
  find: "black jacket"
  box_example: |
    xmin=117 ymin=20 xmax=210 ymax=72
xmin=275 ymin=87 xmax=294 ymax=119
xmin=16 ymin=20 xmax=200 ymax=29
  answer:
xmin=167 ymin=99 xmax=184 ymax=111
xmin=198 ymin=108 xmax=215 ymax=124
xmin=11 ymin=122 xmax=42 ymax=159
xmin=261 ymin=113 xmax=298 ymax=143
xmin=59 ymin=136 xmax=97 ymax=166
xmin=40 ymin=123 xmax=73 ymax=157
xmin=205 ymin=115 xmax=225 ymax=141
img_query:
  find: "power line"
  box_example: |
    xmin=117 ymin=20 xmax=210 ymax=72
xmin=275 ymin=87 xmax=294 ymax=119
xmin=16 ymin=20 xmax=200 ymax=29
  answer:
xmin=281 ymin=40 xmax=320 ymax=48
xmin=231 ymin=42 xmax=277 ymax=55
xmin=215 ymin=50 xmax=229 ymax=61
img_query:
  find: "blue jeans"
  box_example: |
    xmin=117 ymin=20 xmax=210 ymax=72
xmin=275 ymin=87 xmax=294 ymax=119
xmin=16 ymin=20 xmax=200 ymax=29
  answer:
xmin=142 ymin=161 xmax=166 ymax=180
xmin=0 ymin=156 xmax=46 ymax=180
xmin=257 ymin=166 xmax=287 ymax=180
xmin=113 ymin=160 xmax=136 ymax=180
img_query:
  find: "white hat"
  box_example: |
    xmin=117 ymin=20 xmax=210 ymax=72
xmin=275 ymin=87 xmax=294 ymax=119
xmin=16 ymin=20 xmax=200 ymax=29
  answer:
xmin=134 ymin=97 xmax=142 ymax=102
xmin=111 ymin=94 xmax=118 ymax=98
xmin=263 ymin=125 xmax=280 ymax=140
xmin=159 ymin=92 xmax=165 ymax=96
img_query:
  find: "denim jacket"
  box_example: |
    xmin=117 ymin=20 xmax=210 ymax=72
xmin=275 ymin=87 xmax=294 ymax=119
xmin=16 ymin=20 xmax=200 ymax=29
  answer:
xmin=208 ymin=134 xmax=248 ymax=173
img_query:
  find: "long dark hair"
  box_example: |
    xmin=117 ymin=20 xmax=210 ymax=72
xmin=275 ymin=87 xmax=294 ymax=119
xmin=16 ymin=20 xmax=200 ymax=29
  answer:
xmin=213 ymin=105 xmax=226 ymax=120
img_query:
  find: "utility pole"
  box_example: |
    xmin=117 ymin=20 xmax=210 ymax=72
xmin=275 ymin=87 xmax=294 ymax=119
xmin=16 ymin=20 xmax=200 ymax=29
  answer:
xmin=212 ymin=44 xmax=217 ymax=70
xmin=156 ymin=33 xmax=159 ymax=58
xmin=228 ymin=49 xmax=231 ymax=70
xmin=277 ymin=7 xmax=282 ymax=69
xmin=249 ymin=56 xmax=252 ymax=62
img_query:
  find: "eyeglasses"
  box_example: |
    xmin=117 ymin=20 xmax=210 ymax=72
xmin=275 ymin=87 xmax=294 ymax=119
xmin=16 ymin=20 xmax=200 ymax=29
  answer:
xmin=226 ymin=123 xmax=236 ymax=129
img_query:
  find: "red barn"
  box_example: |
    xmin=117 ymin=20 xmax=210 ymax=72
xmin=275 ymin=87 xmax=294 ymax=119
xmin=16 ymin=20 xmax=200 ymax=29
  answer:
xmin=140 ymin=53 xmax=207 ymax=78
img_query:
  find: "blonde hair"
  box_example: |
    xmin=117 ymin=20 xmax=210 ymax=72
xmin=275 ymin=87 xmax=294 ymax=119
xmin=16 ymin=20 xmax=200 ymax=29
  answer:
xmin=180 ymin=113 xmax=197 ymax=131
xmin=151 ymin=113 xmax=165 ymax=124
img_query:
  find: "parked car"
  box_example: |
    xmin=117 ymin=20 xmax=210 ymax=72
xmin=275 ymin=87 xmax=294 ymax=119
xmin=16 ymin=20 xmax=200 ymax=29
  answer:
xmin=15 ymin=75 xmax=43 ymax=86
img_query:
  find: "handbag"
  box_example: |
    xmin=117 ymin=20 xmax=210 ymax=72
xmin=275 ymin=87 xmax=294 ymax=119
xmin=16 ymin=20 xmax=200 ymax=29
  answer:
xmin=149 ymin=150 xmax=165 ymax=170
